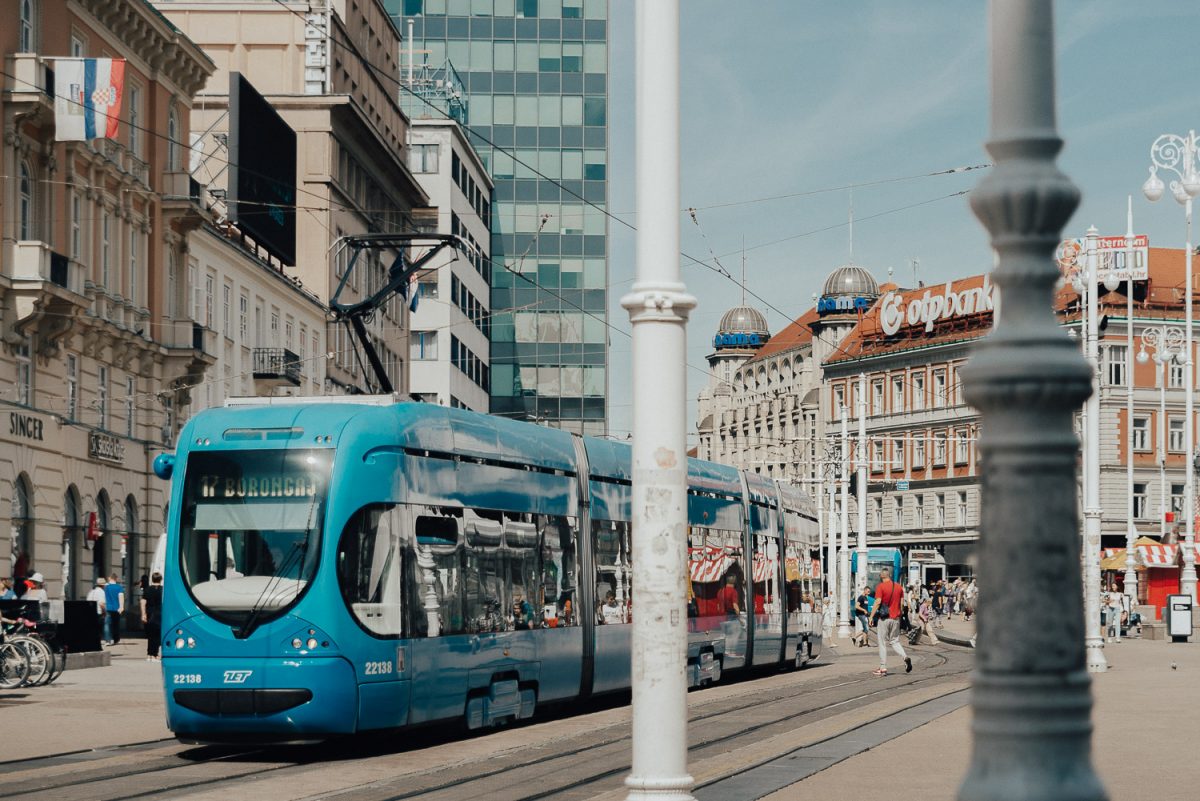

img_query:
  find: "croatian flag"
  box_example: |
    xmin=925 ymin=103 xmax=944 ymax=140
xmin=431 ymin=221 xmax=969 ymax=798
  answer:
xmin=53 ymin=58 xmax=126 ymax=141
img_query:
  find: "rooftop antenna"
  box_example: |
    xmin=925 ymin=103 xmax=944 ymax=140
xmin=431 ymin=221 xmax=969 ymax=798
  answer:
xmin=741 ymin=235 xmax=746 ymax=305
xmin=910 ymin=257 xmax=920 ymax=287
xmin=848 ymin=188 xmax=855 ymax=263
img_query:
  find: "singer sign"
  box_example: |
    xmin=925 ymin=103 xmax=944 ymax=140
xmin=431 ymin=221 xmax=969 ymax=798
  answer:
xmin=879 ymin=276 xmax=996 ymax=336
xmin=1055 ymin=234 xmax=1149 ymax=284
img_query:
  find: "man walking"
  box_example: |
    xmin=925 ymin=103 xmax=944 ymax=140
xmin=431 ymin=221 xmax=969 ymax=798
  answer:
xmin=87 ymin=577 xmax=107 ymax=641
xmin=871 ymin=567 xmax=911 ymax=677
xmin=103 ymin=572 xmax=125 ymax=645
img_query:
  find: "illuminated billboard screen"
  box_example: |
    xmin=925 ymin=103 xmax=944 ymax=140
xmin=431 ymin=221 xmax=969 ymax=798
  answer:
xmin=228 ymin=73 xmax=296 ymax=266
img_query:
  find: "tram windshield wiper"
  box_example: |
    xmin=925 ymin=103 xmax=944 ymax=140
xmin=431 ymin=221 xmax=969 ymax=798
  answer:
xmin=234 ymin=539 xmax=306 ymax=639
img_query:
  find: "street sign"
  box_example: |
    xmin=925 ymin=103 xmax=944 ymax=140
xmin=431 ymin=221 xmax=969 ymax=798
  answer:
xmin=896 ymin=479 xmax=910 ymax=491
xmin=1056 ymin=234 xmax=1149 ymax=284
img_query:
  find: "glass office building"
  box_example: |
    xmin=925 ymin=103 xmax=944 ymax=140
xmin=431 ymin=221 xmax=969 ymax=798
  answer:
xmin=391 ymin=0 xmax=609 ymax=435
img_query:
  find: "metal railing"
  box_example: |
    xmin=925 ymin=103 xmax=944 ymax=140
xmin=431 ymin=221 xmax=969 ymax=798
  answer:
xmin=252 ymin=348 xmax=302 ymax=385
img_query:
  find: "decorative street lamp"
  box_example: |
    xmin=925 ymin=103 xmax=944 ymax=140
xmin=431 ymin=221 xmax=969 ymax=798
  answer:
xmin=1143 ymin=130 xmax=1200 ymax=602
xmin=837 ymin=404 xmax=853 ymax=639
xmin=1072 ymin=227 xmax=1108 ymax=673
xmin=1138 ymin=326 xmax=1186 ymax=547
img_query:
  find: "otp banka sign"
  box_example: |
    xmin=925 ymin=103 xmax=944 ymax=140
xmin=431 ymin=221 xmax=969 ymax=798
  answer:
xmin=713 ymin=332 xmax=763 ymax=348
xmin=817 ymin=295 xmax=871 ymax=315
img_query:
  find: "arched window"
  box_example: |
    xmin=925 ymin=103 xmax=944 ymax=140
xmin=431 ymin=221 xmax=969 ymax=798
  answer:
xmin=64 ymin=486 xmax=81 ymax=601
xmin=167 ymin=105 xmax=179 ymax=170
xmin=11 ymin=474 xmax=34 ymax=580
xmin=19 ymin=0 xmax=34 ymax=52
xmin=18 ymin=161 xmax=34 ymax=240
xmin=94 ymin=490 xmax=110 ymax=583
xmin=124 ymin=495 xmax=139 ymax=592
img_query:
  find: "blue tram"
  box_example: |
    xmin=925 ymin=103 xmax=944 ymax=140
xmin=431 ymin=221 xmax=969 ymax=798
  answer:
xmin=156 ymin=397 xmax=822 ymax=741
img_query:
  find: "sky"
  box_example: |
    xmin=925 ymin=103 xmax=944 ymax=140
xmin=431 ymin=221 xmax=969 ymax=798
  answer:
xmin=599 ymin=1 xmax=1200 ymax=440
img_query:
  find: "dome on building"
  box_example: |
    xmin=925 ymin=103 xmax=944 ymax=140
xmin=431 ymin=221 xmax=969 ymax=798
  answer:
xmin=717 ymin=305 xmax=770 ymax=337
xmin=822 ymin=264 xmax=879 ymax=298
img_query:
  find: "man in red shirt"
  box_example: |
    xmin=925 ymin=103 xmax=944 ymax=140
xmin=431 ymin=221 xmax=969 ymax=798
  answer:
xmin=871 ymin=568 xmax=912 ymax=676
xmin=718 ymin=575 xmax=741 ymax=619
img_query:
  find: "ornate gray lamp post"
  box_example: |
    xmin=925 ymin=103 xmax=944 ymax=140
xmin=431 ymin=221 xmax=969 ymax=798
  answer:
xmin=958 ymin=1 xmax=1107 ymax=799
xmin=1138 ymin=327 xmax=1186 ymax=543
xmin=1143 ymin=130 xmax=1200 ymax=603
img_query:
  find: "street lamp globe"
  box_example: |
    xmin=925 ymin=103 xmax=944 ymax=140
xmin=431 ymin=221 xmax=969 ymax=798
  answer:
xmin=1144 ymin=166 xmax=1165 ymax=202
xmin=1184 ymin=169 xmax=1200 ymax=198
xmin=1173 ymin=182 xmax=1191 ymax=206
xmin=1136 ymin=347 xmax=1150 ymax=364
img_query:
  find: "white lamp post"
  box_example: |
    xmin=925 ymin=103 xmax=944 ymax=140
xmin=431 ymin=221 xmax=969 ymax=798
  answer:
xmin=1076 ymin=226 xmax=1108 ymax=673
xmin=857 ymin=373 xmax=869 ymax=593
xmin=1123 ymin=197 xmax=1140 ymax=604
xmin=1138 ymin=326 xmax=1185 ymax=546
xmin=837 ymin=404 xmax=852 ymax=639
xmin=1143 ymin=130 xmax=1200 ymax=602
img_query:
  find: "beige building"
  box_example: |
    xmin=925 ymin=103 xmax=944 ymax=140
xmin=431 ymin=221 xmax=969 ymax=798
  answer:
xmin=157 ymin=0 xmax=433 ymax=395
xmin=406 ymin=117 xmax=492 ymax=411
xmin=2 ymin=0 xmax=215 ymax=603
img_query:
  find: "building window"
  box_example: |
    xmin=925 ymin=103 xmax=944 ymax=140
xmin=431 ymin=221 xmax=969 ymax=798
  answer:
xmin=239 ymin=292 xmax=248 ymax=341
xmin=1169 ymin=417 xmax=1185 ymax=452
xmin=71 ymin=192 xmax=82 ymax=259
xmin=102 ymin=213 xmax=112 ymax=289
xmin=913 ymin=435 xmax=926 ymax=468
xmin=872 ymin=380 xmax=884 ymax=415
xmin=15 ymin=337 xmax=32 ymax=405
xmin=410 ymin=331 xmax=438 ymax=360
xmin=67 ymin=354 xmax=78 ymax=420
xmin=891 ymin=376 xmax=904 ymax=413
xmin=914 ymin=495 xmax=925 ymax=527
xmin=70 ymin=32 xmax=84 ymax=57
xmin=19 ymin=0 xmax=34 ymax=52
xmin=1132 ymin=416 xmax=1150 ymax=451
xmin=204 ymin=272 xmax=215 ymax=329
xmin=18 ymin=161 xmax=34 ymax=240
xmin=1169 ymin=361 xmax=1185 ymax=389
xmin=833 ymin=384 xmax=845 ymax=414
xmin=955 ymin=429 xmax=970 ymax=464
xmin=408 ymin=143 xmax=440 ymax=173
xmin=892 ymin=496 xmax=903 ymax=528
xmin=1107 ymin=345 xmax=1128 ymax=386
xmin=912 ymin=373 xmax=925 ymax=411
xmin=1172 ymin=483 xmax=1185 ymax=520
xmin=934 ymin=493 xmax=946 ymax=527
xmin=222 ymin=282 xmax=231 ymax=337
xmin=871 ymin=439 xmax=884 ymax=473
xmin=956 ymin=491 xmax=968 ymax=525
xmin=933 ymin=432 xmax=947 ymax=466
xmin=167 ymin=105 xmax=180 ymax=170
xmin=891 ymin=437 xmax=904 ymax=470
xmin=97 ymin=365 xmax=109 ymax=430
xmin=125 ymin=376 xmax=136 ymax=438
xmin=933 ymin=370 xmax=947 ymax=407
xmin=129 ymin=228 xmax=140 ymax=304
xmin=128 ymin=87 xmax=141 ymax=156
xmin=270 ymin=310 xmax=280 ymax=346
xmin=1133 ymin=482 xmax=1148 ymax=520
xmin=870 ymin=498 xmax=881 ymax=531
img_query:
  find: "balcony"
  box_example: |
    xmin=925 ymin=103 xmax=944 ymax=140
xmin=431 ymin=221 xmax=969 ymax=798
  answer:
xmin=3 ymin=54 xmax=54 ymax=120
xmin=161 ymin=170 xmax=206 ymax=232
xmin=253 ymin=348 xmax=303 ymax=389
xmin=5 ymin=241 xmax=89 ymax=355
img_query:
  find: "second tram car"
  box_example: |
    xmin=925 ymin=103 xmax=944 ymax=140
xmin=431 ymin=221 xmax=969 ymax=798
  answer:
xmin=157 ymin=397 xmax=822 ymax=741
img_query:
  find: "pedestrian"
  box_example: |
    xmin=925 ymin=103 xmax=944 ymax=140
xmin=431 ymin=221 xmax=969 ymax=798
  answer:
xmin=104 ymin=572 xmax=125 ymax=645
xmin=87 ymin=577 xmax=108 ymax=637
xmin=870 ymin=567 xmax=911 ymax=677
xmin=598 ymin=591 xmax=623 ymax=625
xmin=21 ymin=572 xmax=48 ymax=602
xmin=0 ymin=577 xmax=15 ymax=600
xmin=916 ymin=595 xmax=939 ymax=644
xmin=1105 ymin=591 xmax=1122 ymax=643
xmin=962 ymin=579 xmax=978 ymax=621
xmin=852 ymin=588 xmax=871 ymax=647
xmin=141 ymin=572 xmax=164 ymax=660
xmin=718 ymin=574 xmax=742 ymax=619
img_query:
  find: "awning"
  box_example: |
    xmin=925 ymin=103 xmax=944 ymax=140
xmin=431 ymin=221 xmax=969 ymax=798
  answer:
xmin=752 ymin=553 xmax=777 ymax=583
xmin=1141 ymin=544 xmax=1177 ymax=568
xmin=689 ymin=545 xmax=732 ymax=583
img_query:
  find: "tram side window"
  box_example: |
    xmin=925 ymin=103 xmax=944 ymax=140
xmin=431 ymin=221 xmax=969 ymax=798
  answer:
xmin=336 ymin=504 xmax=404 ymax=636
xmin=463 ymin=510 xmax=507 ymax=632
xmin=539 ymin=516 xmax=578 ymax=627
xmin=688 ymin=526 xmax=744 ymax=618
xmin=753 ymin=531 xmax=780 ymax=615
xmin=504 ymin=514 xmax=540 ymax=629
xmin=408 ymin=507 xmax=466 ymax=637
xmin=593 ymin=519 xmax=631 ymax=624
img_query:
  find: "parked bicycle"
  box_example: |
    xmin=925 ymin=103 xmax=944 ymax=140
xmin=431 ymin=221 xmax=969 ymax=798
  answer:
xmin=0 ymin=617 xmax=66 ymax=688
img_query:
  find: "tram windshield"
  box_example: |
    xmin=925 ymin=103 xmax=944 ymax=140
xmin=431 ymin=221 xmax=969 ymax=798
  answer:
xmin=178 ymin=449 xmax=331 ymax=627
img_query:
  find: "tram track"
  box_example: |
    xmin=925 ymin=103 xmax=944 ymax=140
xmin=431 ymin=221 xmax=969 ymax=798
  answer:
xmin=0 ymin=646 xmax=970 ymax=801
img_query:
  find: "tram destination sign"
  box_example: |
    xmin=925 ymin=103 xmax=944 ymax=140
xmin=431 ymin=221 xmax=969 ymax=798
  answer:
xmin=89 ymin=432 xmax=126 ymax=464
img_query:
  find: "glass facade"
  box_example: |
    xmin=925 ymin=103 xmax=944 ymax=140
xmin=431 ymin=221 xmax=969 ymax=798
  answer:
xmin=390 ymin=0 xmax=609 ymax=435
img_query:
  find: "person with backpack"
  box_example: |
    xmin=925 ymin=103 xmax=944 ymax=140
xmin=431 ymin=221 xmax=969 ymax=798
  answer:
xmin=870 ymin=567 xmax=912 ymax=677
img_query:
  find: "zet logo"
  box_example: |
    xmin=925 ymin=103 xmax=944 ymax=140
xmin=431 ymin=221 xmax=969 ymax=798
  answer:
xmin=222 ymin=670 xmax=253 ymax=684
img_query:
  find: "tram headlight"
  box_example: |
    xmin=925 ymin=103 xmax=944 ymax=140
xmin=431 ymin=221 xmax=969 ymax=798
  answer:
xmin=175 ymin=637 xmax=186 ymax=649
xmin=292 ymin=638 xmax=303 ymax=649
xmin=306 ymin=638 xmax=319 ymax=650
xmin=187 ymin=637 xmax=196 ymax=648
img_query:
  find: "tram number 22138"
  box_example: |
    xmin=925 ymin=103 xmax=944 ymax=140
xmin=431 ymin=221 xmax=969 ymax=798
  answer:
xmin=363 ymin=660 xmax=394 ymax=676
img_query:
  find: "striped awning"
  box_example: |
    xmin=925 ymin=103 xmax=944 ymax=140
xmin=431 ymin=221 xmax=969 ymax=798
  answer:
xmin=1141 ymin=544 xmax=1177 ymax=568
xmin=688 ymin=545 xmax=732 ymax=583
xmin=752 ymin=553 xmax=777 ymax=583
